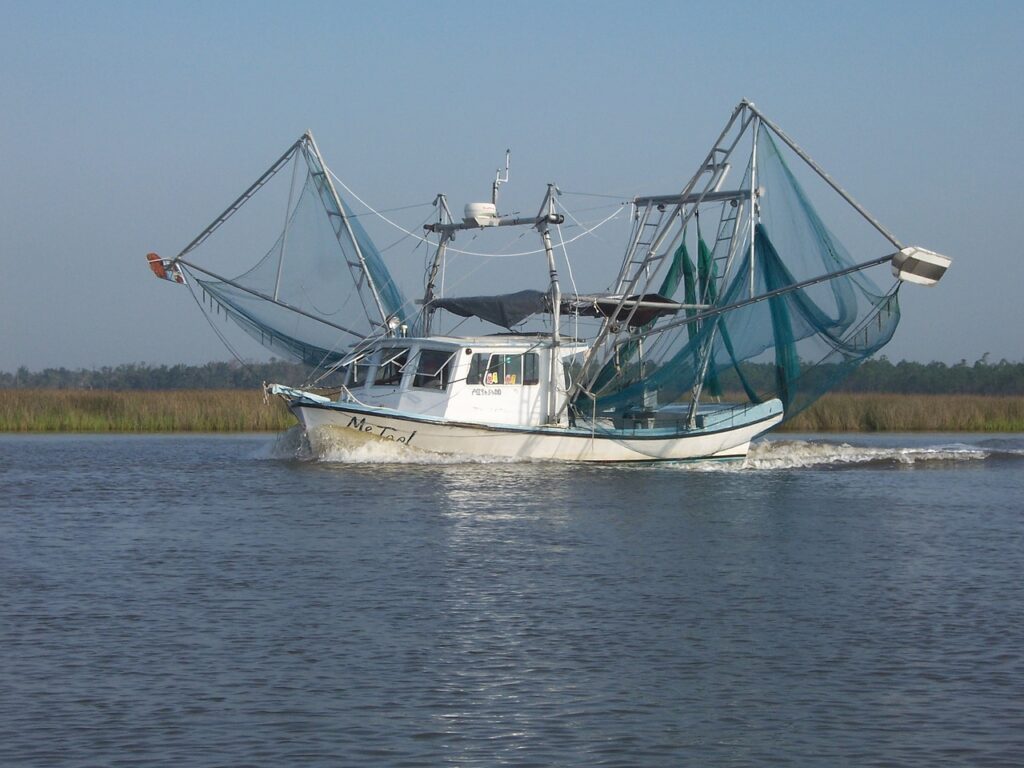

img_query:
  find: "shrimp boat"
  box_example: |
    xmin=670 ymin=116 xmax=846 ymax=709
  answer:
xmin=147 ymin=100 xmax=950 ymax=462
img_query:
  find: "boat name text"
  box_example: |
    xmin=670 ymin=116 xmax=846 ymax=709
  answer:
xmin=346 ymin=416 xmax=416 ymax=445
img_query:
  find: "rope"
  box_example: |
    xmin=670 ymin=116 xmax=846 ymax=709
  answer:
xmin=347 ymin=201 xmax=433 ymax=219
xmin=184 ymin=271 xmax=263 ymax=381
xmin=555 ymin=219 xmax=581 ymax=341
xmin=560 ymin=190 xmax=635 ymax=200
xmin=377 ymin=207 xmax=439 ymax=255
xmin=327 ymin=167 xmax=627 ymax=258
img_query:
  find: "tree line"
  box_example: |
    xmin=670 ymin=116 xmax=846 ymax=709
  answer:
xmin=0 ymin=361 xmax=314 ymax=391
xmin=725 ymin=355 xmax=1024 ymax=396
xmin=1 ymin=355 xmax=1022 ymax=395
xmin=833 ymin=355 xmax=1024 ymax=395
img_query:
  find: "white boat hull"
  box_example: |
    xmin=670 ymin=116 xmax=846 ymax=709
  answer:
xmin=285 ymin=396 xmax=783 ymax=463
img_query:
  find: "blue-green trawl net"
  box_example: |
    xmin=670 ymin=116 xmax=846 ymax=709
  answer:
xmin=184 ymin=141 xmax=414 ymax=367
xmin=579 ymin=126 xmax=900 ymax=423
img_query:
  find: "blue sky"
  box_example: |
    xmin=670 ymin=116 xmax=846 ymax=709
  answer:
xmin=1 ymin=0 xmax=1021 ymax=369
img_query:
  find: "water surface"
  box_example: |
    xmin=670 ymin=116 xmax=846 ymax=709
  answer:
xmin=2 ymin=433 xmax=1022 ymax=766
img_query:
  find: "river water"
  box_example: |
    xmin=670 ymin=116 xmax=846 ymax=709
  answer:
xmin=1 ymin=432 xmax=1022 ymax=766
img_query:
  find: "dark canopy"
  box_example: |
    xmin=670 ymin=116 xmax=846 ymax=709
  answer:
xmin=429 ymin=290 xmax=550 ymax=329
xmin=567 ymin=293 xmax=680 ymax=327
xmin=429 ymin=290 xmax=681 ymax=330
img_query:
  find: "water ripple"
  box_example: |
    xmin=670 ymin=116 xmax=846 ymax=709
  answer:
xmin=1 ymin=434 xmax=1022 ymax=765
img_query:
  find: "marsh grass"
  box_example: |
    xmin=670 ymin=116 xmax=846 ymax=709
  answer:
xmin=779 ymin=393 xmax=1024 ymax=432
xmin=1 ymin=390 xmax=1022 ymax=433
xmin=0 ymin=390 xmax=294 ymax=432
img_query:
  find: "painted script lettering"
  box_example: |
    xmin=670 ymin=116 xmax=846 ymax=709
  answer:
xmin=346 ymin=415 xmax=415 ymax=445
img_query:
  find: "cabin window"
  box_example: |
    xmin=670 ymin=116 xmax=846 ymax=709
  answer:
xmin=342 ymin=354 xmax=374 ymax=391
xmin=467 ymin=353 xmax=487 ymax=385
xmin=413 ymin=349 xmax=454 ymax=390
xmin=344 ymin=355 xmax=373 ymax=387
xmin=466 ymin=352 xmax=539 ymax=386
xmin=523 ymin=353 xmax=539 ymax=385
xmin=494 ymin=354 xmax=522 ymax=385
xmin=374 ymin=348 xmax=408 ymax=386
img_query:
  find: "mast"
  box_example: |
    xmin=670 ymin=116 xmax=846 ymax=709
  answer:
xmin=749 ymin=112 xmax=760 ymax=296
xmin=685 ymin=113 xmax=760 ymax=426
xmin=538 ymin=184 xmax=562 ymax=424
xmin=492 ymin=150 xmax=510 ymax=204
xmin=422 ymin=186 xmax=566 ymax=335
xmin=563 ymin=99 xmax=927 ymax=426
xmin=420 ymin=179 xmax=567 ymax=423
xmin=303 ymin=131 xmax=393 ymax=330
xmin=563 ymin=102 xmax=755 ymax=418
xmin=422 ymin=194 xmax=455 ymax=336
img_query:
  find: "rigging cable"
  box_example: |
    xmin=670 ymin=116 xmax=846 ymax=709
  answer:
xmin=553 ymin=202 xmax=581 ymax=342
xmin=327 ymin=167 xmax=626 ymax=258
xmin=183 ymin=271 xmax=264 ymax=382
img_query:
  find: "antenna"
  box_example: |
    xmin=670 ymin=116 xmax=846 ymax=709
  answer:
xmin=492 ymin=149 xmax=510 ymax=206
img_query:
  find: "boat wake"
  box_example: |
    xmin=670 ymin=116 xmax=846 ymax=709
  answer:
xmin=256 ymin=426 xmax=516 ymax=465
xmin=749 ymin=439 xmax=989 ymax=469
xmin=257 ymin=428 xmax=1024 ymax=469
xmin=693 ymin=437 xmax=1024 ymax=472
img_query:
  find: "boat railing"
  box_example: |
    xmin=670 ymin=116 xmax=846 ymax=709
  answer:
xmin=599 ymin=399 xmax=770 ymax=435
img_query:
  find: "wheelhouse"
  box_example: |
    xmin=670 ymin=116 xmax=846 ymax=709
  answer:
xmin=339 ymin=336 xmax=585 ymax=427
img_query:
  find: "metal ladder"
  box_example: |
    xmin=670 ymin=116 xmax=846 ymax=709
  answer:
xmin=612 ymin=204 xmax=668 ymax=296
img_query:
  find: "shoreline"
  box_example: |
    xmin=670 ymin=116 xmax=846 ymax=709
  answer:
xmin=0 ymin=390 xmax=1022 ymax=433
